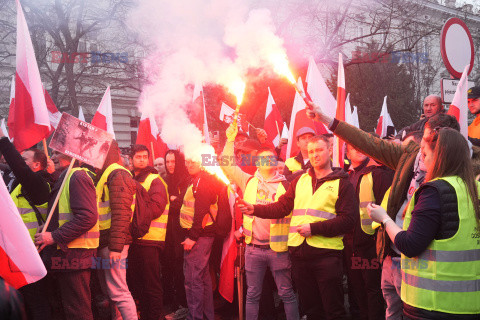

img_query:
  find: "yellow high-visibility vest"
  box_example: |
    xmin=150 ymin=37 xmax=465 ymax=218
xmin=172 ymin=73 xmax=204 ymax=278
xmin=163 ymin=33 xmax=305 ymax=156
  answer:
xmin=11 ymin=184 xmax=48 ymax=242
xmin=289 ymin=173 xmax=343 ymax=250
xmin=401 ymin=176 xmax=480 ymax=314
xmin=138 ymin=173 xmax=169 ymax=242
xmin=180 ymin=181 xmax=217 ymax=229
xmin=96 ymin=163 xmax=135 ymax=231
xmin=358 ymin=172 xmax=375 ymax=235
xmin=285 ymin=157 xmax=302 ymax=172
xmin=58 ymin=168 xmax=99 ymax=249
xmin=243 ymin=177 xmax=290 ymax=252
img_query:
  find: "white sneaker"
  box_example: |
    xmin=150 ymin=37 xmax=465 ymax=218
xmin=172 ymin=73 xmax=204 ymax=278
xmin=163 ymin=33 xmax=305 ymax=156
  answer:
xmin=164 ymin=306 xmax=188 ymax=320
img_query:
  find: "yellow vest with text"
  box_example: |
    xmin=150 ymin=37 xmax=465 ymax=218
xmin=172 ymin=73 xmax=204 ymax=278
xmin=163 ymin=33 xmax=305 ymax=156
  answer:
xmin=243 ymin=177 xmax=290 ymax=252
xmin=58 ymin=168 xmax=99 ymax=249
xmin=358 ymin=172 xmax=375 ymax=235
xmin=285 ymin=157 xmax=302 ymax=173
xmin=290 ymin=173 xmax=343 ymax=250
xmin=138 ymin=173 xmax=169 ymax=242
xmin=11 ymin=184 xmax=48 ymax=242
xmin=96 ymin=163 xmax=135 ymax=231
xmin=401 ymin=176 xmax=480 ymax=314
xmin=180 ymin=182 xmax=218 ymax=229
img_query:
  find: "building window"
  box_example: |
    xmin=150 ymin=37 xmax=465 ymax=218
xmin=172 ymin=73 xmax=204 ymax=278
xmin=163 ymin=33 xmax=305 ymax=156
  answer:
xmin=131 ymin=131 xmax=137 ymax=145
xmin=130 ymin=116 xmax=140 ymax=128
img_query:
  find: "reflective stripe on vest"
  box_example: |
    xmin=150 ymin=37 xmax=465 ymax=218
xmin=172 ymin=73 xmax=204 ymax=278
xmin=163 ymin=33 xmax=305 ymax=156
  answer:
xmin=285 ymin=157 xmax=302 ymax=173
xmin=290 ymin=174 xmax=343 ymax=250
xmin=138 ymin=173 xmax=170 ymax=242
xmin=179 ymin=184 xmax=217 ymax=229
xmin=401 ymin=176 xmax=480 ymax=314
xmin=243 ymin=177 xmax=290 ymax=252
xmin=11 ymin=184 xmax=48 ymax=242
xmin=358 ymin=172 xmax=375 ymax=235
xmin=96 ymin=163 xmax=135 ymax=231
xmin=58 ymin=168 xmax=99 ymax=249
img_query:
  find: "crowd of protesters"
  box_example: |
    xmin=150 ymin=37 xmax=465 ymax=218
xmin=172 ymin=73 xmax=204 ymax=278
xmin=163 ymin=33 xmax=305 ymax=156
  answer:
xmin=1 ymin=89 xmax=480 ymax=320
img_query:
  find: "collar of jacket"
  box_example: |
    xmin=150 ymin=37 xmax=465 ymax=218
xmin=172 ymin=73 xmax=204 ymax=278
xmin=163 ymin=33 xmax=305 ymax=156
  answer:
xmin=307 ymin=167 xmax=348 ymax=184
xmin=133 ymin=166 xmax=158 ymax=183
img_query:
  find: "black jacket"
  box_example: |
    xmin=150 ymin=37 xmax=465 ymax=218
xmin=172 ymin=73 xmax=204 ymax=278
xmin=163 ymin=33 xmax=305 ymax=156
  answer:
xmin=184 ymin=170 xmax=222 ymax=241
xmin=347 ymin=160 xmax=394 ymax=258
xmin=0 ymin=137 xmax=51 ymax=205
xmin=282 ymin=151 xmax=312 ymax=182
xmin=132 ymin=167 xmax=169 ymax=247
xmin=254 ymin=168 xmax=357 ymax=258
xmin=45 ymin=166 xmax=98 ymax=271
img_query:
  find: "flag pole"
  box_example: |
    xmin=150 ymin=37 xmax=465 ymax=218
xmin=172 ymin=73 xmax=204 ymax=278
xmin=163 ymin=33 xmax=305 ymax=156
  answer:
xmin=37 ymin=158 xmax=75 ymax=251
xmin=42 ymin=138 xmax=49 ymax=159
xmin=150 ymin=141 xmax=156 ymax=161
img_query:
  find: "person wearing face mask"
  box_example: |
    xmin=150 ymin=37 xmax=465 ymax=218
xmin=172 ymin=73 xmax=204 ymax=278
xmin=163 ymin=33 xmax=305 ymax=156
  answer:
xmin=368 ymin=128 xmax=480 ymax=319
xmin=180 ymin=156 xmax=222 ymax=320
xmin=221 ymin=123 xmax=299 ymax=320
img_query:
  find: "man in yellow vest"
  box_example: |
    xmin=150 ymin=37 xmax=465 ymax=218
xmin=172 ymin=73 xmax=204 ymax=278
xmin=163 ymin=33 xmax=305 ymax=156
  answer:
xmin=180 ymin=155 xmax=222 ymax=320
xmin=221 ymin=124 xmax=299 ymax=320
xmin=239 ymin=135 xmax=356 ymax=320
xmin=34 ymin=152 xmax=99 ymax=320
xmin=126 ymin=144 xmax=169 ymax=320
xmin=95 ymin=140 xmax=138 ymax=320
xmin=344 ymin=144 xmax=393 ymax=320
xmin=468 ymin=86 xmax=480 ymax=144
xmin=283 ymin=127 xmax=314 ymax=181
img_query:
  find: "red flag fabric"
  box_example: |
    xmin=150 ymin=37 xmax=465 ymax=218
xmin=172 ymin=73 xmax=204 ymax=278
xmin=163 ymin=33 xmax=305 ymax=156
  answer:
xmin=191 ymin=82 xmax=209 ymax=143
xmin=156 ymin=134 xmax=169 ymax=159
xmin=375 ymin=96 xmax=395 ymax=138
xmin=286 ymin=78 xmax=326 ymax=159
xmin=218 ymin=187 xmax=242 ymax=302
xmin=264 ymin=87 xmax=283 ymax=147
xmin=0 ymin=175 xmax=47 ymax=289
xmin=447 ymin=65 xmax=470 ymax=139
xmin=333 ymin=54 xmax=346 ymax=168
xmin=136 ymin=113 xmax=160 ymax=165
xmin=44 ymin=88 xmax=61 ymax=129
xmin=92 ymin=86 xmax=115 ymax=138
xmin=9 ymin=0 xmax=51 ymax=151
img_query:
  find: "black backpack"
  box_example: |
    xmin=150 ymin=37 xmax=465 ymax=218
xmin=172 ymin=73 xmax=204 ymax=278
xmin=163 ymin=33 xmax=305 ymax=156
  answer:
xmin=130 ymin=181 xmax=154 ymax=239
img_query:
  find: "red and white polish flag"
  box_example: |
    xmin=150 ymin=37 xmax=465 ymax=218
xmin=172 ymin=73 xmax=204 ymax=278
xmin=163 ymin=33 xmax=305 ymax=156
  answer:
xmin=192 ymin=82 xmax=209 ymax=143
xmin=333 ymin=53 xmax=346 ymax=168
xmin=376 ymin=96 xmax=395 ymax=138
xmin=447 ymin=64 xmax=469 ymax=139
xmin=8 ymin=0 xmax=51 ymax=151
xmin=78 ymin=106 xmax=86 ymax=122
xmin=44 ymin=88 xmax=61 ymax=129
xmin=264 ymin=87 xmax=283 ymax=147
xmin=306 ymin=56 xmax=337 ymax=121
xmin=0 ymin=176 xmax=47 ymax=289
xmin=92 ymin=86 xmax=115 ymax=138
xmin=137 ymin=112 xmax=161 ymax=164
xmin=286 ymin=77 xmax=321 ymax=159
xmin=218 ymin=186 xmax=241 ymax=303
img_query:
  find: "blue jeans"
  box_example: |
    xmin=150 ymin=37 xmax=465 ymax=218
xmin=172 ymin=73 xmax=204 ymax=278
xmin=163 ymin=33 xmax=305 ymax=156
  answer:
xmin=184 ymin=237 xmax=215 ymax=320
xmin=245 ymin=245 xmax=299 ymax=320
xmin=381 ymin=256 xmax=403 ymax=320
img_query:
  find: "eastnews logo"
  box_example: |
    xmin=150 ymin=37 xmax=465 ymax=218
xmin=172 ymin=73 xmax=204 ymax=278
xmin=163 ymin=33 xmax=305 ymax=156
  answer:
xmin=201 ymin=154 xmax=278 ymax=167
xmin=51 ymin=257 xmax=128 ymax=270
xmin=351 ymin=50 xmax=429 ymax=64
xmin=51 ymin=51 xmax=128 ymax=64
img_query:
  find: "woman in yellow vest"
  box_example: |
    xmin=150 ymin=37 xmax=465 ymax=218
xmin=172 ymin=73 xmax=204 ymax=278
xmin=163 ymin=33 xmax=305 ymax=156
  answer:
xmin=368 ymin=128 xmax=480 ymax=319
